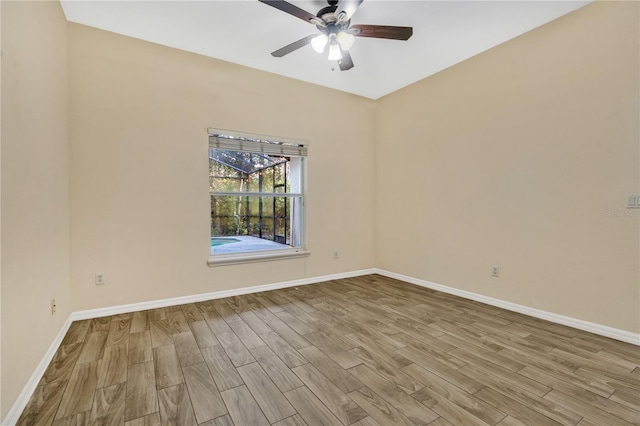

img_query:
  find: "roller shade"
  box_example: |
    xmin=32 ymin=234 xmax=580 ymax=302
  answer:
xmin=208 ymin=131 xmax=307 ymax=157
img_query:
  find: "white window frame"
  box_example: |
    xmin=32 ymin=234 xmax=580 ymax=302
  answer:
xmin=207 ymin=128 xmax=310 ymax=266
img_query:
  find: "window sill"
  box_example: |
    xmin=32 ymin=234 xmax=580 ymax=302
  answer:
xmin=207 ymin=249 xmax=310 ymax=267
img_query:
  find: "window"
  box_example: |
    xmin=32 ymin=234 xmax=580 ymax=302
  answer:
xmin=207 ymin=129 xmax=309 ymax=266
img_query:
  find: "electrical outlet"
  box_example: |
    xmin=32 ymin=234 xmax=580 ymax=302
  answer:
xmin=333 ymin=250 xmax=339 ymax=259
xmin=95 ymin=273 xmax=106 ymax=285
xmin=491 ymin=266 xmax=500 ymax=277
xmin=51 ymin=299 xmax=56 ymax=315
xmin=627 ymin=193 xmax=640 ymax=209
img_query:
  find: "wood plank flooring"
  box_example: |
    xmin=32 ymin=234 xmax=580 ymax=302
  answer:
xmin=18 ymin=275 xmax=640 ymax=425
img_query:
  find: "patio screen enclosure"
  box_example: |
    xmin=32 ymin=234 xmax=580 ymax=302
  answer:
xmin=209 ymin=132 xmax=305 ymax=249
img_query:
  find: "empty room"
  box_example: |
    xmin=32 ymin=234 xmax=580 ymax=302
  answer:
xmin=1 ymin=0 xmax=639 ymax=425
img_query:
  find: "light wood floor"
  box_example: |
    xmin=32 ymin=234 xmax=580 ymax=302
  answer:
xmin=18 ymin=275 xmax=640 ymax=425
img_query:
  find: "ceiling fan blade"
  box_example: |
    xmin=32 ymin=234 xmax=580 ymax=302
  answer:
xmin=338 ymin=51 xmax=354 ymax=71
xmin=271 ymin=35 xmax=316 ymax=57
xmin=349 ymin=24 xmax=413 ymax=40
xmin=335 ymin=0 xmax=364 ymax=23
xmin=259 ymin=0 xmax=323 ymax=26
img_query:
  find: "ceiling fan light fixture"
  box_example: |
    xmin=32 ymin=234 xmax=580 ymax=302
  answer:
xmin=328 ymin=42 xmax=342 ymax=61
xmin=311 ymin=33 xmax=328 ymax=53
xmin=260 ymin=0 xmax=414 ymax=71
xmin=336 ymin=31 xmax=354 ymax=51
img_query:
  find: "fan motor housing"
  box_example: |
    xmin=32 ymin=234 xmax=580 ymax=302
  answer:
xmin=316 ymin=6 xmax=350 ymax=34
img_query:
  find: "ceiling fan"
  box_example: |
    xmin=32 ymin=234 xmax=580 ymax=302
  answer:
xmin=259 ymin=0 xmax=413 ymax=71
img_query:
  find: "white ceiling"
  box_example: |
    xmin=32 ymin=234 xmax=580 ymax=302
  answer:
xmin=60 ymin=0 xmax=590 ymax=99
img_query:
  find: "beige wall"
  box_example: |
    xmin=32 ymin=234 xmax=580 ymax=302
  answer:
xmin=376 ymin=1 xmax=639 ymax=333
xmin=68 ymin=24 xmax=377 ymax=311
xmin=0 ymin=0 xmax=3 ymax=415
xmin=1 ymin=0 xmax=638 ymax=419
xmin=1 ymin=0 xmax=71 ymax=417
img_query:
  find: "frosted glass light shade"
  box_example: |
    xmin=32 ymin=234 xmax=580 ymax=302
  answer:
xmin=311 ymin=34 xmax=328 ymax=53
xmin=328 ymin=43 xmax=342 ymax=61
xmin=336 ymin=32 xmax=354 ymax=51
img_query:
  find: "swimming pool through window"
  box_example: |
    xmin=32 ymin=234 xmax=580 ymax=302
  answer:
xmin=207 ymin=129 xmax=309 ymax=265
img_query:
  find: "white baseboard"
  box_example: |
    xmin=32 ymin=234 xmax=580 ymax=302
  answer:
xmin=375 ymin=268 xmax=640 ymax=346
xmin=2 ymin=268 xmax=375 ymax=425
xmin=70 ymin=268 xmax=377 ymax=321
xmin=2 ymin=318 xmax=73 ymax=426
